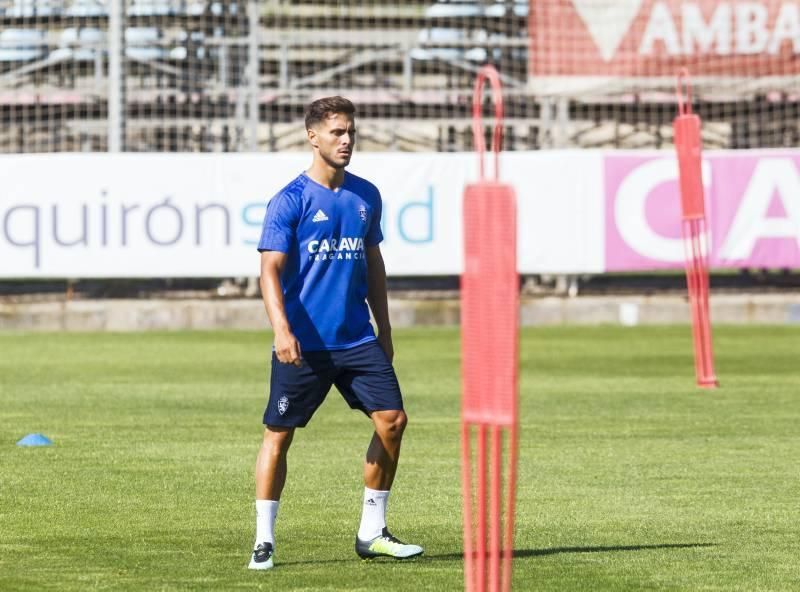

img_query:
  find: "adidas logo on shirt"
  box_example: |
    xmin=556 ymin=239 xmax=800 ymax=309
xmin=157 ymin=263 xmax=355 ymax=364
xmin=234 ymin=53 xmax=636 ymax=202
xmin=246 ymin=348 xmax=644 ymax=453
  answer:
xmin=312 ymin=209 xmax=329 ymax=223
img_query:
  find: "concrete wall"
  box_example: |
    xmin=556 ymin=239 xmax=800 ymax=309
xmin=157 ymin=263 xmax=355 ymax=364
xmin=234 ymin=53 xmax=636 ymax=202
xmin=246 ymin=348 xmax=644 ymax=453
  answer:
xmin=2 ymin=293 xmax=800 ymax=331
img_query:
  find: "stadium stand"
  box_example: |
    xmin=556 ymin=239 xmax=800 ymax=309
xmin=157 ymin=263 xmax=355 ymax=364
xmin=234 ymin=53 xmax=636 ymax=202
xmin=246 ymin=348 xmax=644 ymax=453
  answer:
xmin=1 ymin=0 xmax=797 ymax=154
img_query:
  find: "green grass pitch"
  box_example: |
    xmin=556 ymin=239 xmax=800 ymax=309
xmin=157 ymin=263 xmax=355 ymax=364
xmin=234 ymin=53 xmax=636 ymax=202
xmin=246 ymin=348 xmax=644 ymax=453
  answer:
xmin=1 ymin=326 xmax=799 ymax=591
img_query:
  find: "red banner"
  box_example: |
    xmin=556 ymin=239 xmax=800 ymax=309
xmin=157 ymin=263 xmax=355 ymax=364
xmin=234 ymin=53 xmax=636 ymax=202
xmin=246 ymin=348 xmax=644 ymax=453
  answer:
xmin=530 ymin=0 xmax=800 ymax=79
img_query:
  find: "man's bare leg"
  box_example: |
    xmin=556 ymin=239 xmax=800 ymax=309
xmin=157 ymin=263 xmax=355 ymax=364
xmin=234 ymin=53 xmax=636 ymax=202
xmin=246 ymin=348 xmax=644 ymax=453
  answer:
xmin=364 ymin=409 xmax=407 ymax=491
xmin=250 ymin=426 xmax=294 ymax=570
xmin=356 ymin=410 xmax=423 ymax=559
xmin=256 ymin=426 xmax=295 ymax=500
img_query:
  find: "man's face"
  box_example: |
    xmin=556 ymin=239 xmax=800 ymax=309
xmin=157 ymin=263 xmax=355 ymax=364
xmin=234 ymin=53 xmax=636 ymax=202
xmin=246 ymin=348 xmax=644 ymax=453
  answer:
xmin=308 ymin=112 xmax=356 ymax=169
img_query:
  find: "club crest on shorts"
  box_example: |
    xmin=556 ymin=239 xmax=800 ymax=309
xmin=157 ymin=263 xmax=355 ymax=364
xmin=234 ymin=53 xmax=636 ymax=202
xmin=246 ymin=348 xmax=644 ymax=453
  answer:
xmin=278 ymin=395 xmax=289 ymax=416
xmin=358 ymin=205 xmax=367 ymax=222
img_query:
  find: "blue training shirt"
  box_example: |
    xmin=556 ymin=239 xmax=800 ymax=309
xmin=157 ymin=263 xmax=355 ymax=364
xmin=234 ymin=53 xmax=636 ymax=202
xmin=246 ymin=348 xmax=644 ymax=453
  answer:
xmin=257 ymin=171 xmax=384 ymax=351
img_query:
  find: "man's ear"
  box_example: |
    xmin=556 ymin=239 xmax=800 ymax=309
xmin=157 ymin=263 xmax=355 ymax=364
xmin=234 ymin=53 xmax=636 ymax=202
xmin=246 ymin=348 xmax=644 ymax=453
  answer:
xmin=307 ymin=128 xmax=318 ymax=148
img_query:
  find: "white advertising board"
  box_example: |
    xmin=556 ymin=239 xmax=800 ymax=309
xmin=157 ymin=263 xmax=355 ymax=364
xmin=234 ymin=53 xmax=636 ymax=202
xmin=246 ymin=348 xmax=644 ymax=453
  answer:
xmin=0 ymin=152 xmax=605 ymax=278
xmin=3 ymin=149 xmax=798 ymax=278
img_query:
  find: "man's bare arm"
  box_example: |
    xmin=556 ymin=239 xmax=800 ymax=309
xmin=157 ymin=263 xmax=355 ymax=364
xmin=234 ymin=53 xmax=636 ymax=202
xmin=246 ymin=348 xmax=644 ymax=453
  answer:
xmin=260 ymin=250 xmax=302 ymax=366
xmin=365 ymin=245 xmax=393 ymax=362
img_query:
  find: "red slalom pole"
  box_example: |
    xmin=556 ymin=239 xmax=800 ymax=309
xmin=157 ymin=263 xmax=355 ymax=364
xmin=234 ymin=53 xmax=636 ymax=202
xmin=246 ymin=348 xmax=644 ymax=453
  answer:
xmin=477 ymin=424 xmax=487 ymax=590
xmin=461 ymin=64 xmax=519 ymax=592
xmin=674 ymin=69 xmax=719 ymax=389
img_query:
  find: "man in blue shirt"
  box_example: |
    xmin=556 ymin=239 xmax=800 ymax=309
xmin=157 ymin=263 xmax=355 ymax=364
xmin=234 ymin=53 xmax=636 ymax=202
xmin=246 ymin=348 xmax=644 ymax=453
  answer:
xmin=249 ymin=96 xmax=423 ymax=570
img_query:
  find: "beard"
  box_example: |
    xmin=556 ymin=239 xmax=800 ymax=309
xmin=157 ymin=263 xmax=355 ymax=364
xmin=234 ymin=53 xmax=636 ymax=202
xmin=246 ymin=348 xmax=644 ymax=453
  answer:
xmin=321 ymin=149 xmax=351 ymax=169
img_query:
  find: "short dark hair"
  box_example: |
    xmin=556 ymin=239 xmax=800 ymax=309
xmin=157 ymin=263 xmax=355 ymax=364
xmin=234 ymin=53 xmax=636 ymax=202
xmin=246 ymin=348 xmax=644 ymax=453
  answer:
xmin=305 ymin=96 xmax=355 ymax=130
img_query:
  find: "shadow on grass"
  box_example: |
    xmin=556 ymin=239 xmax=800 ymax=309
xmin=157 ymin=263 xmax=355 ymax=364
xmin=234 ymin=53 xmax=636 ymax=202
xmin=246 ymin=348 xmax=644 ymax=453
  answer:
xmin=426 ymin=542 xmax=717 ymax=562
xmin=277 ymin=543 xmax=716 ymax=566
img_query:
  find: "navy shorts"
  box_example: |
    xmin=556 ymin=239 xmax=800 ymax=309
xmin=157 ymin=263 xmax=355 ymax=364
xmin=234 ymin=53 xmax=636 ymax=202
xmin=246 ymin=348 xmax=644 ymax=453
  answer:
xmin=264 ymin=340 xmax=404 ymax=428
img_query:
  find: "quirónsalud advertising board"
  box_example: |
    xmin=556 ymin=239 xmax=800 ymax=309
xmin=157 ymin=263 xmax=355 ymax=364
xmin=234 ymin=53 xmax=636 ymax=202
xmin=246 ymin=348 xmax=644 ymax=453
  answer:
xmin=1 ymin=150 xmax=799 ymax=277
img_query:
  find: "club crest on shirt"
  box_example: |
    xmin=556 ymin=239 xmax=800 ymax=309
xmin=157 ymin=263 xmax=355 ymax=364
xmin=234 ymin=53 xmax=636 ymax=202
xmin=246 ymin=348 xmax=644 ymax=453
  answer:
xmin=278 ymin=395 xmax=289 ymax=415
xmin=358 ymin=205 xmax=367 ymax=222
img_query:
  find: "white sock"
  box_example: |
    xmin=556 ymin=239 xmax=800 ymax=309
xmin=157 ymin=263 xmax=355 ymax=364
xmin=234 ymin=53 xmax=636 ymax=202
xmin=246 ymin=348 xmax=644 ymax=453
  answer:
xmin=357 ymin=487 xmax=389 ymax=541
xmin=255 ymin=499 xmax=279 ymax=548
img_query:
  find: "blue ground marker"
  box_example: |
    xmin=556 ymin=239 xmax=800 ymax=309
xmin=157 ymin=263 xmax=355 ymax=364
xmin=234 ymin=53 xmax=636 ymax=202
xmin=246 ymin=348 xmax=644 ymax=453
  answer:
xmin=16 ymin=433 xmax=53 ymax=447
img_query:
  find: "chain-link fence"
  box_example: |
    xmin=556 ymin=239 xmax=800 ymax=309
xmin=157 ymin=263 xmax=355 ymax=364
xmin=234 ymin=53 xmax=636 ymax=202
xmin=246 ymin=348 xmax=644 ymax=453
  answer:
xmin=1 ymin=0 xmax=798 ymax=153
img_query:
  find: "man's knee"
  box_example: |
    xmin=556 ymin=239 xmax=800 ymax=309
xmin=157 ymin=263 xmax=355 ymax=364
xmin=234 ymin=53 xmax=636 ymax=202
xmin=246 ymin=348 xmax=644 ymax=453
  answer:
xmin=373 ymin=409 xmax=407 ymax=438
xmin=263 ymin=426 xmax=294 ymax=455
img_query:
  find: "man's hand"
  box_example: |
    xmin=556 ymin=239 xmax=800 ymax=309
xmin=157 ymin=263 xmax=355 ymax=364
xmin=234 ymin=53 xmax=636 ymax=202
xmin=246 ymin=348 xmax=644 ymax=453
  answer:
xmin=274 ymin=330 xmax=302 ymax=367
xmin=377 ymin=331 xmax=394 ymax=364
